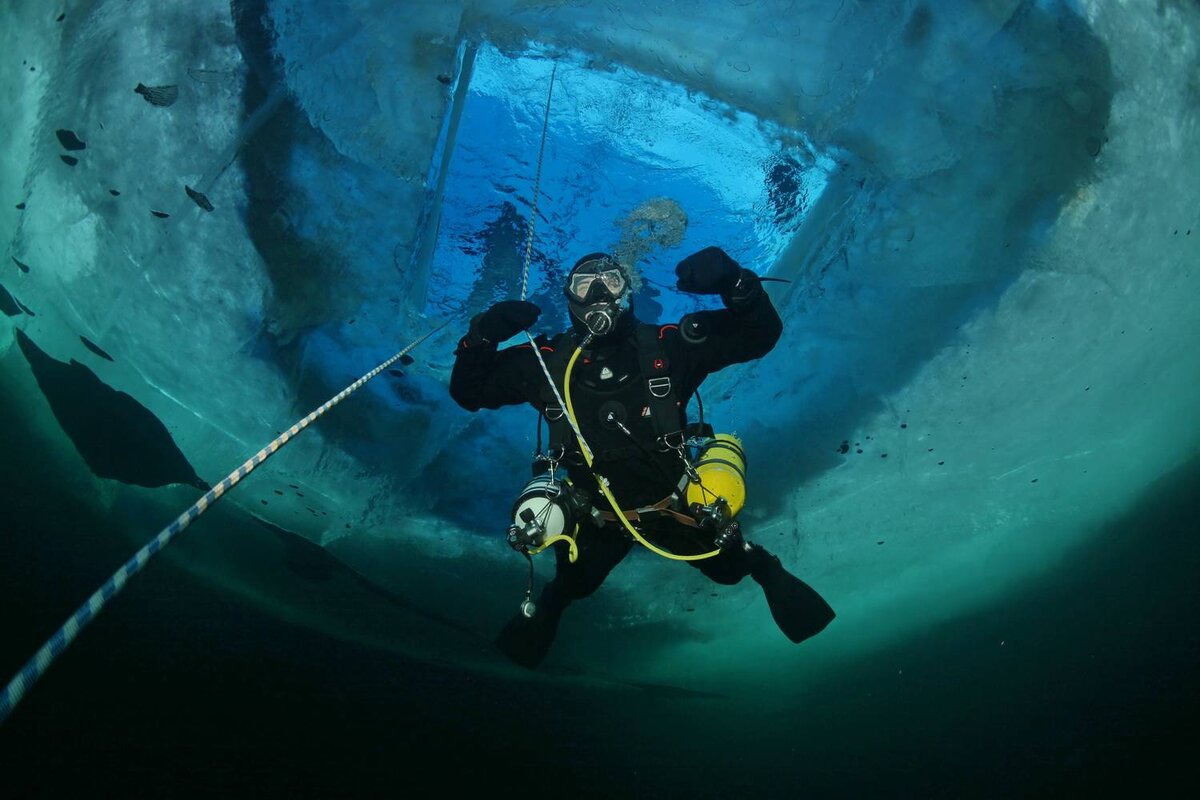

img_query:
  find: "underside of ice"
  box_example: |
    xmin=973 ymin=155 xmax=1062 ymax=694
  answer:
xmin=1 ymin=0 xmax=1197 ymax=697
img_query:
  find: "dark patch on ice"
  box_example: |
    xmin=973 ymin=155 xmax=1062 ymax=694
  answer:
xmin=253 ymin=516 xmax=336 ymax=582
xmin=14 ymin=329 xmax=209 ymax=490
xmin=187 ymin=68 xmax=235 ymax=85
xmin=79 ymin=335 xmax=114 ymax=361
xmin=0 ymin=283 xmax=24 ymax=316
xmin=151 ymin=210 xmax=170 ymax=218
xmin=12 ymin=256 xmax=30 ymax=273
xmin=59 ymin=155 xmax=78 ymax=166
xmin=617 ymin=680 xmax=729 ymax=701
xmin=135 ymin=83 xmax=179 ymax=107
xmin=254 ymin=515 xmax=475 ymax=634
xmin=55 ymin=129 xmax=86 ymax=151
xmin=185 ymin=185 xmax=214 ymax=212
xmin=904 ymin=5 xmax=932 ymax=47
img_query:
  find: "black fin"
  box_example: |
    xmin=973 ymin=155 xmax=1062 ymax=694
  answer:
xmin=495 ymin=605 xmax=562 ymax=669
xmin=751 ymin=548 xmax=836 ymax=644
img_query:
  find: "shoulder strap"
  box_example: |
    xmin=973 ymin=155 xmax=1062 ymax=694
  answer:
xmin=538 ymin=330 xmax=576 ymax=454
xmin=635 ymin=324 xmax=684 ymax=441
xmin=538 ymin=325 xmax=685 ymax=454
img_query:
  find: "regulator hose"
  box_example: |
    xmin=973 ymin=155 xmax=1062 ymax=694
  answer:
xmin=563 ymin=344 xmax=719 ymax=561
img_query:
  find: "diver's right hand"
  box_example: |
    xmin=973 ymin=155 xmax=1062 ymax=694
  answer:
xmin=473 ymin=300 xmax=541 ymax=344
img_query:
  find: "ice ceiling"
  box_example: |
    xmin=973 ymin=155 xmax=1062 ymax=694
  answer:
xmin=1 ymin=0 xmax=1197 ymax=698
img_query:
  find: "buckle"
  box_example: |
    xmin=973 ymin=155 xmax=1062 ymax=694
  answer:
xmin=648 ymin=376 xmax=671 ymax=398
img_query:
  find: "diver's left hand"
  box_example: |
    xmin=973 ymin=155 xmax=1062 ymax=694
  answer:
xmin=675 ymin=246 xmax=741 ymax=294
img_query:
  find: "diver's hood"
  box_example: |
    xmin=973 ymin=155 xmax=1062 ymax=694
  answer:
xmin=563 ymin=252 xmax=637 ymax=340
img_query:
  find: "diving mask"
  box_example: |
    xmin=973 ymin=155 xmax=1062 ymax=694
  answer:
xmin=567 ymin=263 xmax=628 ymax=304
xmin=565 ymin=255 xmax=632 ymax=337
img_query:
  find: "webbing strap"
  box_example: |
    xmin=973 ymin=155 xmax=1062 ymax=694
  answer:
xmin=595 ymin=493 xmax=700 ymax=528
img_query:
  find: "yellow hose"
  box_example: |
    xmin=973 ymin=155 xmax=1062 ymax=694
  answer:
xmin=563 ymin=345 xmax=719 ymax=561
xmin=528 ymin=530 xmax=580 ymax=563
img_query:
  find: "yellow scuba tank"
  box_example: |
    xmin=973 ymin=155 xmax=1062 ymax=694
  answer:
xmin=685 ymin=433 xmax=747 ymax=517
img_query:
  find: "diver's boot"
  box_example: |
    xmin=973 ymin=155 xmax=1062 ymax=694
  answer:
xmin=747 ymin=544 xmax=836 ymax=644
xmin=494 ymin=590 xmax=565 ymax=669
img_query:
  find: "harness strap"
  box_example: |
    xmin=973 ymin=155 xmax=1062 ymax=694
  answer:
xmin=595 ymin=493 xmax=700 ymax=528
xmin=541 ymin=325 xmax=683 ymax=449
xmin=635 ymin=324 xmax=681 ymax=437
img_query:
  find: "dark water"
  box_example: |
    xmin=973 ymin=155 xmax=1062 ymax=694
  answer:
xmin=1 ymin=378 xmax=1197 ymax=798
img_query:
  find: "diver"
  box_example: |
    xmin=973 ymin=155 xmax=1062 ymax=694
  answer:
xmin=449 ymin=246 xmax=835 ymax=668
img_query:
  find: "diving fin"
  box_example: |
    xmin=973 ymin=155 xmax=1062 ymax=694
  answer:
xmin=750 ymin=547 xmax=836 ymax=644
xmin=495 ymin=603 xmax=562 ymax=669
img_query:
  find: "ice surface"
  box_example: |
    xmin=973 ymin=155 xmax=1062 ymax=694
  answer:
xmin=0 ymin=0 xmax=1197 ymax=697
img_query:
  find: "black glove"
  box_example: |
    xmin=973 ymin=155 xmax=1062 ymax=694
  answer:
xmin=471 ymin=300 xmax=541 ymax=344
xmin=675 ymin=246 xmax=741 ymax=294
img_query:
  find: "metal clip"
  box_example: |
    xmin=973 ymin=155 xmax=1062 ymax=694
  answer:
xmin=657 ymin=429 xmax=686 ymax=452
xmin=658 ymin=430 xmax=700 ymax=482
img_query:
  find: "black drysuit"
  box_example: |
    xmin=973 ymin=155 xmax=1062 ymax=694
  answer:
xmin=450 ymin=277 xmax=831 ymax=666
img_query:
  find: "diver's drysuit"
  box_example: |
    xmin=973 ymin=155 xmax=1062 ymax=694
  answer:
xmin=449 ymin=250 xmax=834 ymax=668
